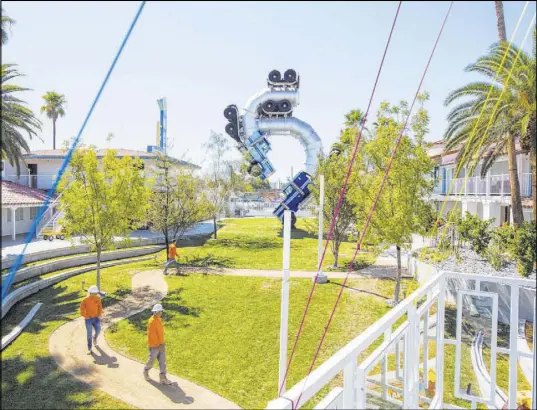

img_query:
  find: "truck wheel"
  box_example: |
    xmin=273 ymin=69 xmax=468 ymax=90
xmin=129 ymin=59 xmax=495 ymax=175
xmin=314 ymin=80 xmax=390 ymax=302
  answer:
xmin=43 ymin=235 xmax=48 ymax=240
xmin=48 ymin=236 xmax=54 ymax=241
xmin=60 ymin=234 xmax=65 ymax=240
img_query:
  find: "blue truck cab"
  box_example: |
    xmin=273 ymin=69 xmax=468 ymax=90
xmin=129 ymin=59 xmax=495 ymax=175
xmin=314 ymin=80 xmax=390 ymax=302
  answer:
xmin=246 ymin=131 xmax=275 ymax=180
xmin=273 ymin=171 xmax=312 ymax=222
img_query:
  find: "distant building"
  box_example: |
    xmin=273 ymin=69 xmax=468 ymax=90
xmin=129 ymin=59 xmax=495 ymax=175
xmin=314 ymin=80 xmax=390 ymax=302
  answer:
xmin=1 ymin=148 xmax=200 ymax=241
xmin=427 ymin=140 xmax=533 ymax=225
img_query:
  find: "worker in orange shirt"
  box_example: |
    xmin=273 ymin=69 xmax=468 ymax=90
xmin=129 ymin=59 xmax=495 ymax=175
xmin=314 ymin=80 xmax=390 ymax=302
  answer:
xmin=143 ymin=303 xmax=173 ymax=384
xmin=80 ymin=285 xmax=103 ymax=355
xmin=163 ymin=239 xmax=180 ymax=275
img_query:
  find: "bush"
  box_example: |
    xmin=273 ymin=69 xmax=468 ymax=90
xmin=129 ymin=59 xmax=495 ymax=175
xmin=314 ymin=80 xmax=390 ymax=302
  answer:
xmin=456 ymin=212 xmax=494 ymax=256
xmin=512 ymin=221 xmax=537 ymax=277
xmin=487 ymin=230 xmax=506 ymax=271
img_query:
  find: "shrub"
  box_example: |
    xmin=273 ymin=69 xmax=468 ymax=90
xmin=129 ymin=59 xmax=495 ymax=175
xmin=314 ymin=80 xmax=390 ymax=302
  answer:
xmin=487 ymin=230 xmax=506 ymax=271
xmin=512 ymin=221 xmax=537 ymax=277
xmin=456 ymin=212 xmax=494 ymax=256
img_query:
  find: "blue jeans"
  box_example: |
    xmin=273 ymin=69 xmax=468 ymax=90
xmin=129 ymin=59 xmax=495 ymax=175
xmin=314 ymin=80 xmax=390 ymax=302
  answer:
xmin=85 ymin=317 xmax=101 ymax=350
xmin=163 ymin=258 xmax=180 ymax=275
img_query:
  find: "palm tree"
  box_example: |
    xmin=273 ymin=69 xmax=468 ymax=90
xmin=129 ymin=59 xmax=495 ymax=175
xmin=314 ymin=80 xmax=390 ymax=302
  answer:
xmin=494 ymin=1 xmax=507 ymax=41
xmin=443 ymin=35 xmax=535 ymax=227
xmin=1 ymin=7 xmax=16 ymax=45
xmin=41 ymin=91 xmax=66 ymax=150
xmin=1 ymin=64 xmax=42 ymax=174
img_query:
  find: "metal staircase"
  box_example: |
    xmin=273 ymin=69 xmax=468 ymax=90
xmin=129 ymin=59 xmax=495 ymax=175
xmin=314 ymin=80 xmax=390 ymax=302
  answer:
xmin=35 ymin=193 xmax=64 ymax=238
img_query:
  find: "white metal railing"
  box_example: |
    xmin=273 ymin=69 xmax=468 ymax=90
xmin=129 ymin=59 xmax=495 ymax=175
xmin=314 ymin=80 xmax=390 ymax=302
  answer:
xmin=228 ymin=201 xmax=317 ymax=218
xmin=432 ymin=173 xmax=533 ymax=198
xmin=35 ymin=193 xmax=64 ymax=237
xmin=266 ymin=271 xmax=536 ymax=410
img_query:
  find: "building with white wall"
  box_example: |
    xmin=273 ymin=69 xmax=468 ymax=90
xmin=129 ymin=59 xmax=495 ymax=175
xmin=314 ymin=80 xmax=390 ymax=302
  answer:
xmin=428 ymin=141 xmax=533 ymax=226
xmin=1 ymin=148 xmax=199 ymax=242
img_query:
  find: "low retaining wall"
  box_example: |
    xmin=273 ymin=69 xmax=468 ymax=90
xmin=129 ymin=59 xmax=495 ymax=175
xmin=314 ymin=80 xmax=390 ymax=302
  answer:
xmin=1 ymin=237 xmax=167 ymax=270
xmin=409 ymin=250 xmax=536 ymax=324
xmin=1 ymin=255 xmax=154 ymax=320
xmin=1 ymin=245 xmax=164 ymax=285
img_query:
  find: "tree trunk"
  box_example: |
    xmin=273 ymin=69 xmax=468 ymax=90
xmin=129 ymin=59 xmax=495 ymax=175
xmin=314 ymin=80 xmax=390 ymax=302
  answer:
xmin=333 ymin=249 xmax=339 ymax=268
xmin=394 ymin=245 xmax=402 ymax=303
xmin=96 ymin=246 xmax=101 ymax=291
xmin=52 ymin=118 xmax=56 ymax=150
xmin=213 ymin=216 xmax=217 ymax=239
xmin=530 ymin=148 xmax=537 ymax=222
xmin=507 ymin=135 xmax=525 ymax=227
xmin=164 ymin=232 xmax=169 ymax=260
xmin=494 ymin=1 xmax=507 ymax=41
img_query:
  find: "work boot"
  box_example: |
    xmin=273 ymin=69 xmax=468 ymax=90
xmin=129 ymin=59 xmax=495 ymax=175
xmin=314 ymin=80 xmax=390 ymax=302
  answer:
xmin=159 ymin=374 xmax=173 ymax=385
xmin=143 ymin=370 xmax=151 ymax=381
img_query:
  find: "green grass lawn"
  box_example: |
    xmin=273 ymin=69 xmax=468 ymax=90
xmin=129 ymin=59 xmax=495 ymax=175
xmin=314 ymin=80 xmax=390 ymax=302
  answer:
xmin=1 ymin=258 xmax=160 ymax=409
xmin=177 ymin=218 xmax=377 ymax=271
xmin=106 ymin=273 xmax=408 ymax=409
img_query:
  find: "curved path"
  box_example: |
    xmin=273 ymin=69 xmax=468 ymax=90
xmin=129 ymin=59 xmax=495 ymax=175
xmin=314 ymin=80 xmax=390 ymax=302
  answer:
xmin=49 ymin=269 xmax=240 ymax=409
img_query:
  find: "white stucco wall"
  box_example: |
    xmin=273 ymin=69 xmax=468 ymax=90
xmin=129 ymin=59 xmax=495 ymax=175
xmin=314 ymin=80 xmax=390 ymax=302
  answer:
xmin=1 ymin=207 xmax=39 ymax=237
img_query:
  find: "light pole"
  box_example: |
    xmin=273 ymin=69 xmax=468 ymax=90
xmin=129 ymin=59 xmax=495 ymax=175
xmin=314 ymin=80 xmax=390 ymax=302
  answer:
xmin=279 ymin=210 xmax=291 ymax=395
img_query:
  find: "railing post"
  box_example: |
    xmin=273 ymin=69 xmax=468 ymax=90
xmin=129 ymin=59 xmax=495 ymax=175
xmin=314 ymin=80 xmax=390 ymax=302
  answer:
xmin=434 ymin=275 xmax=446 ymax=407
xmin=343 ymin=357 xmax=358 ymax=408
xmin=508 ymin=284 xmax=519 ymax=409
xmin=486 ymin=172 xmax=491 ymax=196
xmin=404 ymin=302 xmax=420 ymax=409
xmin=382 ymin=328 xmax=391 ymax=400
xmin=278 ymin=210 xmax=291 ymax=396
xmin=423 ymin=292 xmax=431 ymax=387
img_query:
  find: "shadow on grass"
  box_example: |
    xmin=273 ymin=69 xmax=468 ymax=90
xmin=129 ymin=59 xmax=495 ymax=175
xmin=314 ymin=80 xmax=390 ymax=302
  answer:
xmin=113 ymin=288 xmax=201 ymax=334
xmin=181 ymin=254 xmax=233 ymax=271
xmin=277 ymin=227 xmax=318 ymax=240
xmin=208 ymin=237 xmax=280 ymax=250
xmin=1 ymin=283 xmax=132 ymax=339
xmin=329 ymin=280 xmax=391 ymax=300
xmin=1 ymin=355 xmax=110 ymax=409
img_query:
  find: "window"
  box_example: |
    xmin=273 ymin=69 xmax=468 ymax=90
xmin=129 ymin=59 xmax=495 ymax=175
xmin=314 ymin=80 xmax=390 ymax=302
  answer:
xmin=16 ymin=208 xmax=24 ymax=221
xmin=30 ymin=207 xmax=39 ymax=220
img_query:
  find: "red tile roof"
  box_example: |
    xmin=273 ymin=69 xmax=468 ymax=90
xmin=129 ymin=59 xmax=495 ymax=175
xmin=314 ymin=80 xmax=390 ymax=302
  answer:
xmin=1 ymin=181 xmax=58 ymax=206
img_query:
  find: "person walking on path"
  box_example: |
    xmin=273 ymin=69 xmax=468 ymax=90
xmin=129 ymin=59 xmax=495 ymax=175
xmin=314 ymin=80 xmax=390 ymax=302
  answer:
xmin=80 ymin=285 xmax=103 ymax=355
xmin=143 ymin=303 xmax=173 ymax=385
xmin=163 ymin=239 xmax=180 ymax=275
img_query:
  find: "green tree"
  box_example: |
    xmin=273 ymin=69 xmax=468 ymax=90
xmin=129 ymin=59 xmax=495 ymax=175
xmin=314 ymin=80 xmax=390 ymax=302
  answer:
xmin=1 ymin=7 xmax=15 ymax=45
xmin=204 ymin=131 xmax=232 ymax=239
xmin=443 ymin=35 xmax=535 ymax=226
xmin=58 ymin=147 xmax=151 ymax=289
xmin=40 ymin=91 xmax=66 ymax=150
xmin=148 ymin=153 xmax=210 ymax=256
xmin=360 ymin=98 xmax=435 ymax=303
xmin=1 ymin=64 xmax=42 ymax=174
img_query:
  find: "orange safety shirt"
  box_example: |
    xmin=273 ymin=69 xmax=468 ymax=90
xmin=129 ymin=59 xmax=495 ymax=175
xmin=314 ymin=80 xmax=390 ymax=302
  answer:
xmin=80 ymin=295 xmax=103 ymax=319
xmin=147 ymin=315 xmax=165 ymax=347
xmin=168 ymin=244 xmax=177 ymax=259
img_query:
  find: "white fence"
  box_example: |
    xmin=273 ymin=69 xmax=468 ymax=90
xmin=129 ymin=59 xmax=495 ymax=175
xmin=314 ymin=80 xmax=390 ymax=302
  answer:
xmin=267 ymin=271 xmax=536 ymax=410
xmin=228 ymin=201 xmax=318 ymax=218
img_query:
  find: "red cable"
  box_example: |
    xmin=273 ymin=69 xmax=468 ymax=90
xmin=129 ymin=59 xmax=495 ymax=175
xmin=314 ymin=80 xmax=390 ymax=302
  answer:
xmin=278 ymin=1 xmax=403 ymax=397
xmin=294 ymin=2 xmax=454 ymax=408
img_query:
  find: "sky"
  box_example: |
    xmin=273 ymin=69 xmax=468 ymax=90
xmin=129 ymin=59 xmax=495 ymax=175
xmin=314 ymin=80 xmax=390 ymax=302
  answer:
xmin=2 ymin=1 xmax=536 ymax=182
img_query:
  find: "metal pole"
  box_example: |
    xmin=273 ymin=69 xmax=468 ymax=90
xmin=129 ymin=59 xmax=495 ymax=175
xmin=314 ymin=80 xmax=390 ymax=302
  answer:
xmin=318 ymin=175 xmax=324 ymax=274
xmin=315 ymin=175 xmax=328 ymax=284
xmin=279 ymin=210 xmax=291 ymax=395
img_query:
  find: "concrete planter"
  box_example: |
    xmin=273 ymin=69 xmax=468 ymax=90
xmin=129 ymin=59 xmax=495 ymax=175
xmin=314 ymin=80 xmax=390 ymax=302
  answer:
xmin=1 ymin=255 xmax=154 ymax=320
xmin=2 ymin=245 xmax=164 ymax=285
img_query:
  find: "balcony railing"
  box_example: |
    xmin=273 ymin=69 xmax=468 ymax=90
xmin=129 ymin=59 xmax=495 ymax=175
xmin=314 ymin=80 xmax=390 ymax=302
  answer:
xmin=433 ymin=173 xmax=532 ymax=198
xmin=267 ymin=271 xmax=536 ymax=410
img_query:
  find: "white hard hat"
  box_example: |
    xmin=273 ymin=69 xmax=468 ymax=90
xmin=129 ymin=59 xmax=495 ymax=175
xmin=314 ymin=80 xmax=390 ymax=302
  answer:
xmin=151 ymin=303 xmax=163 ymax=313
xmin=88 ymin=285 xmax=99 ymax=294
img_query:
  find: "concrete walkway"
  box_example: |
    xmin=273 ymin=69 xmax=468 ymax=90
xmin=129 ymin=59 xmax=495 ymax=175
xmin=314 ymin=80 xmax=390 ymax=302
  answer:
xmin=48 ymin=270 xmax=240 ymax=409
xmin=178 ymin=265 xmax=408 ymax=280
